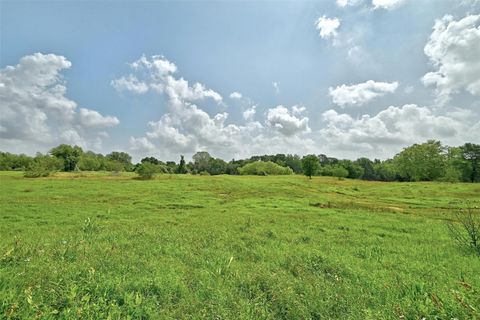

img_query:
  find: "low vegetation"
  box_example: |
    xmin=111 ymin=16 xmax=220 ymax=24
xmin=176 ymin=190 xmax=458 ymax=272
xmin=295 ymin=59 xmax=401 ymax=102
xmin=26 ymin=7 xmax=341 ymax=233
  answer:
xmin=1 ymin=172 xmax=479 ymax=318
xmin=1 ymin=140 xmax=479 ymax=182
xmin=237 ymin=161 xmax=293 ymax=175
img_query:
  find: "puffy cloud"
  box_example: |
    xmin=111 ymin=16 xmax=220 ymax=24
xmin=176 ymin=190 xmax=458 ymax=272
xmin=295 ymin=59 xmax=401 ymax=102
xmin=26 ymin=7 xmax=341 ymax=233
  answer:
xmin=129 ymin=136 xmax=156 ymax=152
xmin=329 ymin=80 xmax=398 ymax=107
xmin=266 ymin=105 xmax=310 ymax=136
xmin=372 ymin=0 xmax=406 ymax=10
xmin=118 ymin=55 xmax=315 ymax=160
xmin=422 ymin=14 xmax=480 ymax=103
xmin=112 ymin=54 xmax=222 ymax=104
xmin=229 ymin=91 xmax=242 ymax=99
xmin=79 ymin=108 xmax=120 ymax=128
xmin=111 ymin=75 xmax=148 ymax=94
xmin=243 ymin=106 xmax=256 ymax=121
xmin=320 ymin=104 xmax=479 ymax=158
xmin=0 ymin=53 xmax=119 ymax=154
xmin=315 ymin=16 xmax=341 ymax=41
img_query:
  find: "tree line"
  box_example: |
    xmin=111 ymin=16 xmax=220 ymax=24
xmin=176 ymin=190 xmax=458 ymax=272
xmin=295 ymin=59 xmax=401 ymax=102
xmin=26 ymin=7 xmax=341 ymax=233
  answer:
xmin=0 ymin=140 xmax=478 ymax=182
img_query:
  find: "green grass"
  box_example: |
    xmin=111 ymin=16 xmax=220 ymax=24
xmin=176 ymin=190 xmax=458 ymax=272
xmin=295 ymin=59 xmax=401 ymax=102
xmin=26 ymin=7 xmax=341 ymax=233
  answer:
xmin=1 ymin=171 xmax=479 ymax=319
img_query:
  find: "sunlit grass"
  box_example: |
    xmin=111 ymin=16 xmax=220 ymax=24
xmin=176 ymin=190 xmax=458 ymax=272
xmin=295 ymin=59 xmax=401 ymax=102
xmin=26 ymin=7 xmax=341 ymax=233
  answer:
xmin=1 ymin=171 xmax=479 ymax=319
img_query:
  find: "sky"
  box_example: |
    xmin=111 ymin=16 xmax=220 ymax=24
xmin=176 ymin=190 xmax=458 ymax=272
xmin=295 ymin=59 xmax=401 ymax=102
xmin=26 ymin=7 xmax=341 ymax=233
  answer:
xmin=1 ymin=0 xmax=479 ymax=162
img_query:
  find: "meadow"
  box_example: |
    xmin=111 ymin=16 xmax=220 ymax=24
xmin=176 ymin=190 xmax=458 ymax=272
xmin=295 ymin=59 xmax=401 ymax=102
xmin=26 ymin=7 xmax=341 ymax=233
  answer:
xmin=0 ymin=171 xmax=479 ymax=319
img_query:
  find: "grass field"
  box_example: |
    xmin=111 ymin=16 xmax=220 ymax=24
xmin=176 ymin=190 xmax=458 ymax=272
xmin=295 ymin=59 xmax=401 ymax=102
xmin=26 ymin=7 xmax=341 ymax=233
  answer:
xmin=1 ymin=171 xmax=479 ymax=319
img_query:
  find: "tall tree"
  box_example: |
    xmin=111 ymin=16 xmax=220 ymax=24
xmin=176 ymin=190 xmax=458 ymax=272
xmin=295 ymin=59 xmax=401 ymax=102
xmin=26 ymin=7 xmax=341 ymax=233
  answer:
xmin=393 ymin=140 xmax=446 ymax=181
xmin=176 ymin=155 xmax=188 ymax=174
xmin=302 ymin=155 xmax=320 ymax=179
xmin=50 ymin=144 xmax=83 ymax=171
xmin=192 ymin=151 xmax=212 ymax=173
xmin=106 ymin=151 xmax=133 ymax=171
xmin=461 ymin=143 xmax=480 ymax=182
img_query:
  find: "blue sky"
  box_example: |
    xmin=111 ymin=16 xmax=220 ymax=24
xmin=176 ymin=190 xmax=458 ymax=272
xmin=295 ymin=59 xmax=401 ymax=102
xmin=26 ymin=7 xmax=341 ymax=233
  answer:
xmin=1 ymin=0 xmax=479 ymax=161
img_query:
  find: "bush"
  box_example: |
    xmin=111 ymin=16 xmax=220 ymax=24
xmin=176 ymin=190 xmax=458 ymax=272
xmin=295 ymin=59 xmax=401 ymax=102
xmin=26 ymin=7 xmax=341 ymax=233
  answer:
xmin=447 ymin=206 xmax=480 ymax=255
xmin=136 ymin=162 xmax=160 ymax=179
xmin=237 ymin=161 xmax=293 ymax=175
xmin=319 ymin=165 xmax=349 ymax=178
xmin=24 ymin=155 xmax=62 ymax=178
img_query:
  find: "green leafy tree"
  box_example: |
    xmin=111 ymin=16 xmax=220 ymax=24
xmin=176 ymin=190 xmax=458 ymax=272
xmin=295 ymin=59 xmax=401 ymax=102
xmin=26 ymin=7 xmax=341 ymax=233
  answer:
xmin=192 ymin=151 xmax=212 ymax=173
xmin=339 ymin=160 xmax=364 ymax=179
xmin=355 ymin=158 xmax=377 ymax=180
xmin=78 ymin=151 xmax=103 ymax=171
xmin=302 ymin=155 xmax=320 ymax=179
xmin=141 ymin=157 xmax=161 ymax=165
xmin=176 ymin=155 xmax=188 ymax=174
xmin=106 ymin=151 xmax=133 ymax=171
xmin=50 ymin=144 xmax=83 ymax=171
xmin=207 ymin=158 xmax=227 ymax=175
xmin=461 ymin=143 xmax=480 ymax=182
xmin=0 ymin=152 xmax=33 ymax=170
xmin=393 ymin=140 xmax=446 ymax=181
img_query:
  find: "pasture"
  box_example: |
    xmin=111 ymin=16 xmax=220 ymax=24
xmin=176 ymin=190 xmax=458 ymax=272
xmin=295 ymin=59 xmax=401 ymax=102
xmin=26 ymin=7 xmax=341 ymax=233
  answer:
xmin=0 ymin=171 xmax=479 ymax=319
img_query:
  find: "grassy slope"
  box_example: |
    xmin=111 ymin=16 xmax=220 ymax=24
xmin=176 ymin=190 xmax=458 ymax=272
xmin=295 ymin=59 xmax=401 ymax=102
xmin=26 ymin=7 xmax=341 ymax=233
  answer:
xmin=0 ymin=171 xmax=479 ymax=319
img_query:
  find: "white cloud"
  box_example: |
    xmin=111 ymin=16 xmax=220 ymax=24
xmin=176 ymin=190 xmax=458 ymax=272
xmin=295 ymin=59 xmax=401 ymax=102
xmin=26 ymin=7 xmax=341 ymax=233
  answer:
xmin=372 ymin=0 xmax=406 ymax=10
xmin=292 ymin=105 xmax=306 ymax=115
xmin=111 ymin=75 xmax=148 ymax=94
xmin=0 ymin=53 xmax=119 ymax=154
xmin=117 ymin=55 xmax=315 ymax=160
xmin=243 ymin=106 xmax=256 ymax=121
xmin=112 ymin=55 xmax=223 ymax=104
xmin=129 ymin=136 xmax=156 ymax=152
xmin=229 ymin=91 xmax=242 ymax=99
xmin=336 ymin=0 xmax=363 ymax=7
xmin=79 ymin=108 xmax=120 ymax=128
xmin=315 ymin=16 xmax=341 ymax=41
xmin=320 ymin=104 xmax=479 ymax=158
xmin=422 ymin=14 xmax=480 ymax=103
xmin=328 ymin=80 xmax=399 ymax=107
xmin=266 ymin=105 xmax=310 ymax=136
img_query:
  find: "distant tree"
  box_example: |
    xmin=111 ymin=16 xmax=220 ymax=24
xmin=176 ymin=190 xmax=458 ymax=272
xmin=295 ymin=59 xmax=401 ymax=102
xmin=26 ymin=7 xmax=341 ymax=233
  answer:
xmin=78 ymin=151 xmax=103 ymax=171
xmin=106 ymin=151 xmax=133 ymax=171
xmin=373 ymin=160 xmax=398 ymax=181
xmin=0 ymin=152 xmax=33 ymax=170
xmin=176 ymin=155 xmax=188 ymax=174
xmin=330 ymin=166 xmax=349 ymax=179
xmin=285 ymin=154 xmax=302 ymax=173
xmin=141 ymin=156 xmax=160 ymax=165
xmin=207 ymin=158 xmax=227 ymax=175
xmin=50 ymin=144 xmax=83 ymax=171
xmin=319 ymin=164 xmax=349 ymax=178
xmin=302 ymin=155 xmax=320 ymax=179
xmin=393 ymin=140 xmax=446 ymax=181
xmin=192 ymin=151 xmax=212 ymax=173
xmin=355 ymin=158 xmax=377 ymax=180
xmin=461 ymin=143 xmax=480 ymax=182
xmin=339 ymin=160 xmax=364 ymax=179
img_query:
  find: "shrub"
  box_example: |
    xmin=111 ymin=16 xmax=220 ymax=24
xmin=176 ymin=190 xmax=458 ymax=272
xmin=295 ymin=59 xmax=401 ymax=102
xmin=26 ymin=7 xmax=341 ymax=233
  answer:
xmin=447 ymin=207 xmax=480 ymax=255
xmin=237 ymin=161 xmax=293 ymax=175
xmin=24 ymin=155 xmax=62 ymax=178
xmin=136 ymin=162 xmax=160 ymax=179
